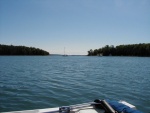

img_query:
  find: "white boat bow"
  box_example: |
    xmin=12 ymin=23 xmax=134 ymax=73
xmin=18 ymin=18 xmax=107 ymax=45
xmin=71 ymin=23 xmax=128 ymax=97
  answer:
xmin=3 ymin=100 xmax=139 ymax=113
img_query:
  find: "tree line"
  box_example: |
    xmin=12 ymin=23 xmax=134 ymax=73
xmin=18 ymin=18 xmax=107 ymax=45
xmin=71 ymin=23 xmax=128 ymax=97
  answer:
xmin=0 ymin=44 xmax=49 ymax=55
xmin=88 ymin=43 xmax=150 ymax=57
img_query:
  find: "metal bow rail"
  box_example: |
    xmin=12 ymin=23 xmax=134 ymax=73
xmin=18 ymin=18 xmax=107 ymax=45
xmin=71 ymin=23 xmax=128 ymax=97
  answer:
xmin=44 ymin=100 xmax=117 ymax=113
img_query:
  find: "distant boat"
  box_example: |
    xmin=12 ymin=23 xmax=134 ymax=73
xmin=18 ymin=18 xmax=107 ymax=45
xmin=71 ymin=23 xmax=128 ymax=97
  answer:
xmin=63 ymin=47 xmax=68 ymax=56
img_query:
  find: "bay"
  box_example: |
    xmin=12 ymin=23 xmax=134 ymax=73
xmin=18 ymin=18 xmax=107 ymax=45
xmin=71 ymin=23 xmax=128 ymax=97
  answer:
xmin=0 ymin=56 xmax=150 ymax=112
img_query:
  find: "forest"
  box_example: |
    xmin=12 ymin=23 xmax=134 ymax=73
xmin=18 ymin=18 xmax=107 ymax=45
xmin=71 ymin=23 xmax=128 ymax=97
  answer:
xmin=0 ymin=44 xmax=49 ymax=55
xmin=88 ymin=43 xmax=150 ymax=57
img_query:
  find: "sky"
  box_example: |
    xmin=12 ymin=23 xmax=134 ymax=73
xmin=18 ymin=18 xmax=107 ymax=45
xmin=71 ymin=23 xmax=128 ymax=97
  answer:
xmin=0 ymin=0 xmax=150 ymax=55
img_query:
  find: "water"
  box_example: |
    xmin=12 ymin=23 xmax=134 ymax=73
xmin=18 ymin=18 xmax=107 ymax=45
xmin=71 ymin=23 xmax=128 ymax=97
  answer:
xmin=0 ymin=56 xmax=150 ymax=113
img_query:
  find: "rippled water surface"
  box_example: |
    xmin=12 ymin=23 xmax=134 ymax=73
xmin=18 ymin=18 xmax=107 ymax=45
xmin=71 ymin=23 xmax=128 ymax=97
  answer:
xmin=0 ymin=56 xmax=150 ymax=112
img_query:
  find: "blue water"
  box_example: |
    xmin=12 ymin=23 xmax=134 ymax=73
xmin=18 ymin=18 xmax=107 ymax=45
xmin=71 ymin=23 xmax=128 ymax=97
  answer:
xmin=0 ymin=56 xmax=150 ymax=112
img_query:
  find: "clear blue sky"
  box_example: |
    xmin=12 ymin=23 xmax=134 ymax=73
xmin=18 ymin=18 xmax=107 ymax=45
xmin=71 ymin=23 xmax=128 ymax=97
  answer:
xmin=0 ymin=0 xmax=150 ymax=55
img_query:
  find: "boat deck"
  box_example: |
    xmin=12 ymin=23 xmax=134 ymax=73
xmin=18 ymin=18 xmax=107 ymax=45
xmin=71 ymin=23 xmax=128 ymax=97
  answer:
xmin=3 ymin=101 xmax=136 ymax=113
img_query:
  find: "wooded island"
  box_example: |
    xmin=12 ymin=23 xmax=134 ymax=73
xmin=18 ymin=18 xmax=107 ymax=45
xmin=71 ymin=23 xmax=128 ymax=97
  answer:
xmin=88 ymin=43 xmax=150 ymax=57
xmin=0 ymin=44 xmax=49 ymax=55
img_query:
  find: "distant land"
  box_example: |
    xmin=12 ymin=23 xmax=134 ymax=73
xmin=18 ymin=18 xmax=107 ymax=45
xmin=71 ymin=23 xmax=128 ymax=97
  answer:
xmin=88 ymin=43 xmax=150 ymax=57
xmin=50 ymin=54 xmax=86 ymax=56
xmin=0 ymin=44 xmax=49 ymax=55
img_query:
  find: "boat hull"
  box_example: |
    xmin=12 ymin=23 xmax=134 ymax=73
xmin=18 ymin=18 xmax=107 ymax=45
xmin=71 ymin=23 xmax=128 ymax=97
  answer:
xmin=3 ymin=101 xmax=136 ymax=113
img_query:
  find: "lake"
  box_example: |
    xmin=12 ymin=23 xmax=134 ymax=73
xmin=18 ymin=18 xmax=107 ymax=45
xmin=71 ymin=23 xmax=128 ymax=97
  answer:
xmin=0 ymin=56 xmax=150 ymax=112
